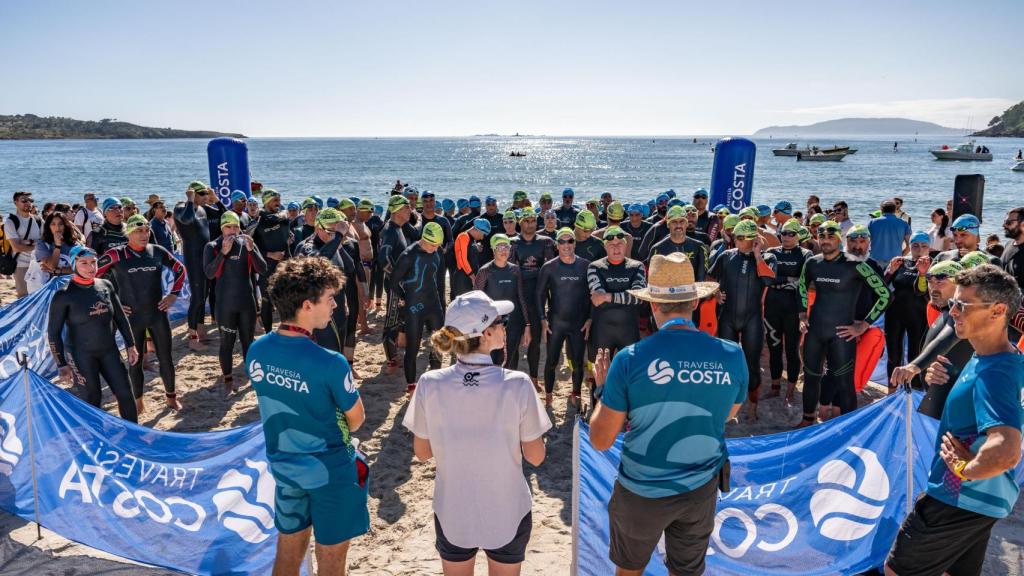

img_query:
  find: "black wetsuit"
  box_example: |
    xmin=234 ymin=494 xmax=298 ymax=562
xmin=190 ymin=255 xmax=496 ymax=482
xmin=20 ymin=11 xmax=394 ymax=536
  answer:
xmin=638 ymin=220 xmax=669 ymax=262
xmin=537 ymin=256 xmax=591 ymax=395
xmin=201 ymin=203 xmax=226 ymax=320
xmin=799 ymin=253 xmax=890 ymax=415
xmin=586 ymin=257 xmax=646 ymax=362
xmin=554 ymin=205 xmax=579 ymax=229
xmin=252 ymin=209 xmax=292 ymax=333
xmin=97 ymin=243 xmax=186 ymax=399
xmin=884 ymin=257 xmax=929 ymax=381
xmin=391 ymin=242 xmax=444 ymax=383
xmin=475 ymin=260 xmax=530 ymax=368
xmin=293 ymin=233 xmax=354 ymax=354
xmin=203 ymin=236 xmax=267 ymax=377
xmin=620 ymin=220 xmax=653 ymax=260
xmin=363 ymin=214 xmax=385 ymax=302
xmin=378 ymin=220 xmax=410 ymax=362
xmin=575 ymin=236 xmax=606 ymax=262
xmin=89 ymin=221 xmax=129 ymax=255
xmin=48 ymin=278 xmax=137 ymax=422
xmin=479 ymin=211 xmax=504 ymax=263
xmin=452 ymin=208 xmax=482 ymax=236
xmin=912 ymin=306 xmax=976 ymax=419
xmin=649 ymin=235 xmax=709 ymax=278
xmin=510 ymin=234 xmax=556 ymax=378
xmin=764 ymin=245 xmax=811 ymax=383
xmin=935 ymin=248 xmax=1000 ymax=265
xmin=419 ymin=212 xmax=452 ymax=306
xmin=708 ymin=249 xmax=777 ymax=400
xmin=174 ymin=201 xmax=212 ymax=330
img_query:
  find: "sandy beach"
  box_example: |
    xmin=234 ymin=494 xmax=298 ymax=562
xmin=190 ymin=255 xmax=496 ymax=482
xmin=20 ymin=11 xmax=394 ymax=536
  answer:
xmin=0 ymin=277 xmax=1020 ymax=576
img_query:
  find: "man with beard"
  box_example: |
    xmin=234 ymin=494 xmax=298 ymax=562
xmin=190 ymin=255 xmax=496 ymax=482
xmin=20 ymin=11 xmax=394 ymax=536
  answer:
xmin=796 ymin=221 xmax=891 ymax=428
xmin=1000 ymin=207 xmax=1024 ymax=289
xmin=620 ymin=204 xmax=653 ymax=260
xmin=936 ymin=214 xmax=1000 ymax=265
xmin=417 ymin=191 xmax=453 ymax=306
xmin=252 ymin=189 xmax=292 ymax=334
xmin=509 ymin=207 xmax=555 ymax=386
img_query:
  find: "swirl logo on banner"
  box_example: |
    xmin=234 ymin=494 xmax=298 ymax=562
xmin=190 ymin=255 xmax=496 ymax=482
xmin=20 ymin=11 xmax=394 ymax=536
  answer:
xmin=0 ymin=410 xmax=23 ymax=476
xmin=212 ymin=459 xmax=276 ymax=544
xmin=811 ymin=447 xmax=890 ymax=541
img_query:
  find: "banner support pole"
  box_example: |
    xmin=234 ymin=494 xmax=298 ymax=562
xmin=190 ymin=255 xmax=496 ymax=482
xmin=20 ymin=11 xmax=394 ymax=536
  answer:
xmin=571 ymin=417 xmax=580 ymax=576
xmin=17 ymin=351 xmax=42 ymax=541
xmin=904 ymin=383 xmax=913 ymax=517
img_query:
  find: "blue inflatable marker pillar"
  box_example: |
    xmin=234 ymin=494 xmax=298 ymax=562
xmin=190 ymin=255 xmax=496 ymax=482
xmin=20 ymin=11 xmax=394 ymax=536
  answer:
xmin=709 ymin=137 xmax=756 ymax=213
xmin=207 ymin=138 xmax=251 ymax=206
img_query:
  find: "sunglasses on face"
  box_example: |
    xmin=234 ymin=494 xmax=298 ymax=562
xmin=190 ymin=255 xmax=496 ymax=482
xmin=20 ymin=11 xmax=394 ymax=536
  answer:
xmin=925 ymin=273 xmax=951 ymax=282
xmin=604 ymin=233 xmax=627 ymax=241
xmin=948 ymin=298 xmax=995 ymax=312
xmin=779 ymin=231 xmax=797 ymax=238
xmin=847 ymin=233 xmax=870 ymax=240
xmin=196 ymin=191 xmax=208 ymax=196
xmin=950 ymin=227 xmax=976 ymax=233
xmin=557 ymin=238 xmax=575 ymax=245
xmin=734 ymin=234 xmax=757 ymax=241
xmin=818 ymin=227 xmax=841 ymax=237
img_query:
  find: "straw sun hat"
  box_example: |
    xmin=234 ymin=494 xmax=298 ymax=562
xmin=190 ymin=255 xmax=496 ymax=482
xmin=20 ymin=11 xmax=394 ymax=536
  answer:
xmin=628 ymin=252 xmax=719 ymax=303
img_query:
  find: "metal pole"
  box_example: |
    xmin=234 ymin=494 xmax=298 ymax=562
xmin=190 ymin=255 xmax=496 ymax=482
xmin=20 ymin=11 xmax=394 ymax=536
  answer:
xmin=17 ymin=351 xmax=42 ymax=541
xmin=571 ymin=417 xmax=580 ymax=576
xmin=904 ymin=383 xmax=913 ymax=517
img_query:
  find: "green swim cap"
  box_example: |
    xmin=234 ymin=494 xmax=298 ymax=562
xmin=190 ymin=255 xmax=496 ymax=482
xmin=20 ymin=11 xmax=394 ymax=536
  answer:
xmin=388 ymin=195 xmax=410 ymax=213
xmin=120 ymin=197 xmax=136 ymax=208
xmin=682 ymin=204 xmax=697 ymax=216
xmin=188 ymin=180 xmax=208 ymax=192
xmin=809 ymin=213 xmax=827 ymax=226
xmin=798 ymin=226 xmax=811 ymax=243
xmin=513 ymin=190 xmax=528 ymax=201
xmin=733 ymin=220 xmax=759 ymax=238
xmin=847 ymin=224 xmax=871 ymax=239
xmin=503 ymin=209 xmax=517 ymax=222
xmin=960 ymin=251 xmax=991 ymax=269
xmin=316 ymin=207 xmax=345 ymax=228
xmin=261 ymin=189 xmax=280 ymax=203
xmin=818 ymin=220 xmax=842 ymax=235
xmin=556 ymin=227 xmax=575 ymax=240
xmin=602 ymin=225 xmax=627 ymax=243
xmin=422 ymin=222 xmax=444 ymax=246
xmin=220 ymin=211 xmax=240 ymax=229
xmin=489 ymin=233 xmax=511 ymax=249
xmin=518 ymin=207 xmax=538 ymax=221
xmin=575 ymin=210 xmax=597 ymax=231
xmin=717 ymin=206 xmax=731 ymax=217
xmin=301 ymin=197 xmax=319 ymax=211
xmin=665 ymin=205 xmax=687 ymax=221
xmin=722 ymin=214 xmax=741 ymax=230
xmin=539 ymin=191 xmax=553 ymax=201
xmin=780 ymin=219 xmax=803 ymax=234
xmin=928 ymin=260 xmax=964 ymax=277
xmin=738 ymin=206 xmax=759 ymax=220
xmin=125 ymin=214 xmax=149 ymax=231
xmin=338 ymin=198 xmax=355 ymax=212
xmin=358 ymin=199 xmax=374 ymax=212
xmin=606 ymin=201 xmax=625 ymax=221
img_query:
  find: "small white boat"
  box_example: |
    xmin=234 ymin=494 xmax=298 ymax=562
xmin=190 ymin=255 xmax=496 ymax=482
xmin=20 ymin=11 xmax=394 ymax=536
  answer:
xmin=930 ymin=140 xmax=993 ymax=161
xmin=1013 ymin=160 xmax=1024 ymax=172
xmin=772 ymin=143 xmax=803 ymax=157
xmin=821 ymin=145 xmax=858 ymax=155
xmin=797 ymin=150 xmax=847 ymax=162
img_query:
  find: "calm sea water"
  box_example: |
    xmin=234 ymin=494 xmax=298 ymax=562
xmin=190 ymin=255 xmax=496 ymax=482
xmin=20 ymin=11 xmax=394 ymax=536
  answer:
xmin=1 ymin=135 xmax=1022 ymax=237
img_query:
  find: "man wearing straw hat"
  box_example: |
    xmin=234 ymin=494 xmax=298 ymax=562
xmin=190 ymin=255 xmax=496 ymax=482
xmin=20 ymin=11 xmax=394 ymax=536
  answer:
xmin=589 ymin=252 xmax=747 ymax=576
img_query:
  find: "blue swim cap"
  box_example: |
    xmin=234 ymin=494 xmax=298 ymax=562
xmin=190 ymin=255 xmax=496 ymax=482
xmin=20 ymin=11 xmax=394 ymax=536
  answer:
xmin=101 ymin=197 xmax=122 ymax=212
xmin=665 ymin=189 xmax=676 ymax=199
xmin=692 ymin=188 xmax=709 ymax=199
xmin=627 ymin=204 xmax=643 ymax=215
xmin=668 ymin=198 xmax=684 ymax=208
xmin=230 ymin=190 xmax=248 ymax=204
xmin=909 ymin=231 xmax=931 ymax=245
xmin=286 ymin=201 xmax=300 ymax=210
xmin=756 ymin=204 xmax=772 ymax=217
xmin=473 ymin=218 xmax=491 ymax=235
xmin=656 ymin=194 xmax=669 ymax=204
xmin=457 ymin=198 xmax=469 ymax=210
xmin=326 ymin=197 xmax=340 ymax=208
xmin=774 ymin=200 xmax=793 ymax=215
xmin=373 ymin=205 xmax=384 ymax=216
xmin=69 ymin=245 xmax=97 ymax=271
xmin=348 ymin=196 xmax=360 ymax=204
xmin=421 ymin=190 xmax=435 ymax=199
xmin=641 ymin=204 xmax=651 ymax=218
xmin=442 ymin=198 xmax=455 ymax=211
xmin=485 ymin=195 xmax=497 ymax=205
xmin=951 ymin=214 xmax=981 ymax=233
xmin=711 ymin=203 xmax=727 ymax=212
xmin=562 ymin=187 xmax=574 ymax=197
xmin=311 ymin=195 xmax=324 ymax=209
xmin=469 ymin=195 xmax=481 ymax=208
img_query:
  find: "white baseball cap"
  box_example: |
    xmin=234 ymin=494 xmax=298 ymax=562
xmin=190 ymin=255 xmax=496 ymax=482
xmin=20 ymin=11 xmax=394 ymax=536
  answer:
xmin=444 ymin=290 xmax=514 ymax=338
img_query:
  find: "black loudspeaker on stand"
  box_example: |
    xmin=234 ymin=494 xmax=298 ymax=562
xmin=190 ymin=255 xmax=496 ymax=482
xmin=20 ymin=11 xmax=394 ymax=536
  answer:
xmin=952 ymin=174 xmax=985 ymax=222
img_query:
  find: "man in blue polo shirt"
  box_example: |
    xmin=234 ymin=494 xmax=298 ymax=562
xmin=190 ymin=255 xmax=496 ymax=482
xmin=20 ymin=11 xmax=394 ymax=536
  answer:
xmin=868 ymin=199 xmax=912 ymax=264
xmin=590 ymin=253 xmax=746 ymax=576
xmin=887 ymin=265 xmax=1023 ymax=576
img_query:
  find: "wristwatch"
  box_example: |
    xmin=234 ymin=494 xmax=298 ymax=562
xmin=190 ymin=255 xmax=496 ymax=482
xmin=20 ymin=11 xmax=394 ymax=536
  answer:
xmin=953 ymin=460 xmax=969 ymax=481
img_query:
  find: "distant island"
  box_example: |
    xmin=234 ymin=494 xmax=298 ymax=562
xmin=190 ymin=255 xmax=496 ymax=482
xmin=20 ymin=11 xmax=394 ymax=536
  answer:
xmin=972 ymin=99 xmax=1024 ymax=137
xmin=0 ymin=114 xmax=245 ymax=140
xmin=753 ymin=117 xmax=963 ymax=137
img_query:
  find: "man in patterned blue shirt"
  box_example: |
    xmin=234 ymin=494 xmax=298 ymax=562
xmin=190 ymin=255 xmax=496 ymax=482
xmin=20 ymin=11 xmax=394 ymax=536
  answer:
xmin=590 ymin=252 xmax=747 ymax=576
xmin=887 ymin=265 xmax=1023 ymax=576
xmin=246 ymin=256 xmax=368 ymax=576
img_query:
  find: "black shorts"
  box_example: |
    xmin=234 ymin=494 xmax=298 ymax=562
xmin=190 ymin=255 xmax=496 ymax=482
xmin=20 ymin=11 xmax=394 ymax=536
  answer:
xmin=608 ymin=476 xmax=718 ymax=576
xmin=434 ymin=512 xmax=532 ymax=564
xmin=886 ymin=494 xmax=998 ymax=576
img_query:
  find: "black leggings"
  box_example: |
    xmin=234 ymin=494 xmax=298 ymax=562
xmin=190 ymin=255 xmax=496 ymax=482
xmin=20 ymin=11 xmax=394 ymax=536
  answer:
xmin=185 ymin=261 xmax=207 ymax=330
xmin=217 ymin=304 xmax=257 ymax=376
xmin=717 ymin=313 xmax=764 ymax=401
xmin=128 ymin=313 xmax=175 ymax=398
xmin=345 ymin=281 xmax=359 ymax=354
xmin=524 ymin=305 xmax=542 ymax=378
xmin=587 ymin=316 xmax=639 ymax=362
xmin=258 ymin=260 xmax=280 ymax=334
xmin=382 ymin=287 xmax=402 ymax=361
xmin=545 ymin=321 xmax=585 ymax=395
xmin=492 ymin=313 xmax=526 ymax=369
xmin=885 ymin=305 xmax=928 ymax=382
xmin=72 ymin=350 xmax=137 ymax=423
xmin=803 ymin=331 xmax=857 ymax=415
xmin=370 ymin=261 xmax=385 ymax=301
xmin=764 ymin=289 xmax=801 ymax=383
xmin=404 ymin=308 xmax=443 ymax=384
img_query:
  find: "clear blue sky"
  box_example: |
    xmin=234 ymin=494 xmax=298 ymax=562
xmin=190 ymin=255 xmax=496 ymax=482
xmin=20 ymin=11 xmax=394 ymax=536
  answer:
xmin=1 ymin=0 xmax=1021 ymax=136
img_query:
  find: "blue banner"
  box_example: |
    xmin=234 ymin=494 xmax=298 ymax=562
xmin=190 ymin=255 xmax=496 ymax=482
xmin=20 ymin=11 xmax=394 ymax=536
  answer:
xmin=710 ymin=137 xmax=756 ymax=213
xmin=0 ymin=369 xmax=279 ymax=575
xmin=208 ymin=137 xmax=251 ymax=207
xmin=576 ymin=393 xmax=936 ymax=575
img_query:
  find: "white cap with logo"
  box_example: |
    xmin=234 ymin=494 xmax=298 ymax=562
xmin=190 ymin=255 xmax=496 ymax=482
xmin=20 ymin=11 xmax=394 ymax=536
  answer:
xmin=444 ymin=290 xmax=514 ymax=338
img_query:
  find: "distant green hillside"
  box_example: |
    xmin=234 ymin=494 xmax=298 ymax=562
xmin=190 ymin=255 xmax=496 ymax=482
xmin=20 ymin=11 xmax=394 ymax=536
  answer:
xmin=973 ymin=100 xmax=1024 ymax=137
xmin=0 ymin=114 xmax=245 ymax=140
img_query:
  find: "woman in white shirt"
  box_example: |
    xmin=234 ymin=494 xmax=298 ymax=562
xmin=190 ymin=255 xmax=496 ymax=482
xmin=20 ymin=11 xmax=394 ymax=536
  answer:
xmin=403 ymin=290 xmax=552 ymax=576
xmin=927 ymin=208 xmax=953 ymax=254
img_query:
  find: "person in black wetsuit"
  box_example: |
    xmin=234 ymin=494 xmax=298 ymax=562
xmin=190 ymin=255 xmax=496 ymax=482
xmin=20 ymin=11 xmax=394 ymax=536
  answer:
xmin=251 ymin=189 xmax=292 ymax=334
xmin=586 ymin=226 xmax=647 ymax=406
xmin=451 ymin=195 xmax=482 ymax=236
xmin=935 ymin=214 xmax=1000 ymax=265
xmin=684 ymin=204 xmax=712 ymax=246
xmin=620 ymin=204 xmax=653 ymax=260
xmin=554 ymin=188 xmax=579 ymax=229
xmin=797 ymin=220 xmax=891 ymax=427
xmin=174 ymin=181 xmax=217 ymax=350
xmin=203 ymin=211 xmax=267 ymax=394
xmin=359 ymin=200 xmax=386 ymax=309
xmin=573 ymin=210 xmax=606 ymax=262
xmin=96 ymin=214 xmax=186 ymax=414
xmin=452 ymin=218 xmax=489 ymax=299
xmin=379 ymin=195 xmax=413 ymax=371
xmin=882 ymin=231 xmax=932 ymax=386
xmin=509 ymin=207 xmax=556 ymax=385
xmin=475 ymin=233 xmax=531 ymax=369
xmin=90 ymin=197 xmax=129 ymax=256
xmin=764 ymin=219 xmax=812 ymax=403
xmin=650 ymin=206 xmax=711 ymax=327
xmin=707 ymin=220 xmax=776 ymax=419
xmin=540 ymin=209 xmax=559 ymax=240
xmin=537 ymin=227 xmax=592 ymax=406
xmin=48 ymin=246 xmax=139 ymax=422
xmin=391 ymin=222 xmax=446 ymax=393
xmin=418 ymin=191 xmax=453 ymax=307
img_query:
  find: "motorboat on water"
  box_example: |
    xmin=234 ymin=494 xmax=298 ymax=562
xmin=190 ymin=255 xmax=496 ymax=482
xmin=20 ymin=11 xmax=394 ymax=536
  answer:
xmin=509 ymin=151 xmax=526 ymax=157
xmin=1013 ymin=160 xmax=1024 ymax=172
xmin=772 ymin=143 xmax=803 ymax=156
xmin=930 ymin=140 xmax=993 ymax=161
xmin=796 ymin=150 xmax=847 ymax=162
xmin=774 ymin=143 xmax=857 ymax=157
xmin=820 ymin=145 xmax=858 ymax=155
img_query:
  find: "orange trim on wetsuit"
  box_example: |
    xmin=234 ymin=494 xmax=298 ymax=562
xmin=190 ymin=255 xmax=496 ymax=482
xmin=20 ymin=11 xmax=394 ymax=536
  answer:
xmin=454 ymin=232 xmax=473 ymax=276
xmin=855 ymin=327 xmax=885 ymax=392
xmin=926 ymin=302 xmax=940 ymax=326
